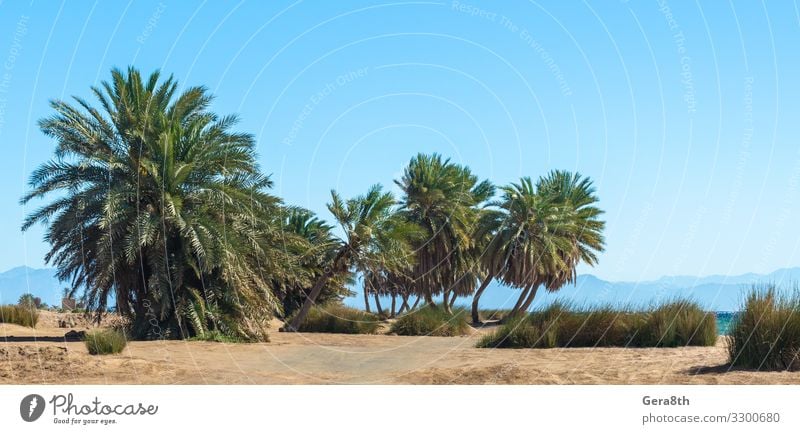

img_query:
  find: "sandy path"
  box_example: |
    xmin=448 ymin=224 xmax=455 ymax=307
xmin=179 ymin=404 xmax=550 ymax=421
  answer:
xmin=2 ymin=322 xmax=800 ymax=384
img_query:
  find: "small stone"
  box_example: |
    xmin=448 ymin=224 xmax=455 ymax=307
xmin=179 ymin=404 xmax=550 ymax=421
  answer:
xmin=64 ymin=330 xmax=86 ymax=340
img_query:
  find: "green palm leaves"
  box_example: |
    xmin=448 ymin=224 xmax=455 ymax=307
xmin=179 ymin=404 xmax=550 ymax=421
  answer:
xmin=471 ymin=171 xmax=606 ymax=323
xmin=22 ymin=67 xmax=287 ymax=341
xmin=396 ymin=153 xmax=493 ymax=310
xmin=21 ymin=67 xmax=607 ymax=340
xmin=287 ymin=185 xmax=419 ymax=330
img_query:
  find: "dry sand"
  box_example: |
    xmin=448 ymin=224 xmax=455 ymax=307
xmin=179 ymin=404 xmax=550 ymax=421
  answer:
xmin=2 ymin=316 xmax=800 ymax=385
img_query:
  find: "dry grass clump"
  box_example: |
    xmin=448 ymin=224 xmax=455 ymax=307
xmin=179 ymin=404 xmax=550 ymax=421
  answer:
xmin=0 ymin=305 xmax=39 ymax=328
xmin=728 ymin=285 xmax=800 ymax=371
xmin=390 ymin=305 xmax=470 ymax=336
xmin=478 ymin=299 xmax=716 ymax=348
xmin=289 ymin=304 xmax=381 ymax=334
xmin=85 ymin=329 xmax=128 ymax=355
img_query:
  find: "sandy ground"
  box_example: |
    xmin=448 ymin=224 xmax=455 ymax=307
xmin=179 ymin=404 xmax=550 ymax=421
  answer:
xmin=2 ymin=317 xmax=800 ymax=384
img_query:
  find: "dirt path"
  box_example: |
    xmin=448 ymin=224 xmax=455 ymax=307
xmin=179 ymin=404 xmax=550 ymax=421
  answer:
xmin=2 ymin=321 xmax=800 ymax=384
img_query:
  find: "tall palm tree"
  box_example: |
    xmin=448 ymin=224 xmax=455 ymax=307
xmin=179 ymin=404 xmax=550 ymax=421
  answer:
xmin=21 ymin=67 xmax=287 ymax=341
xmin=470 ymin=172 xmax=605 ymax=323
xmin=286 ymin=185 xmax=419 ymax=331
xmin=396 ymin=153 xmax=493 ymax=310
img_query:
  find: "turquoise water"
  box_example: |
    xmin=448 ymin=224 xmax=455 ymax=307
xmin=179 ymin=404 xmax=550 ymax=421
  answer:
xmin=716 ymin=312 xmax=738 ymax=335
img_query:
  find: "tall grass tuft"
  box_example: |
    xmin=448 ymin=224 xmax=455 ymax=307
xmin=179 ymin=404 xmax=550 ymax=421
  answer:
xmin=390 ymin=305 xmax=470 ymax=336
xmin=0 ymin=305 xmax=39 ymax=328
xmin=85 ymin=329 xmax=128 ymax=355
xmin=637 ymin=300 xmax=717 ymax=347
xmin=289 ymin=304 xmax=381 ymax=334
xmin=728 ymin=286 xmax=800 ymax=371
xmin=477 ymin=298 xmax=716 ymax=349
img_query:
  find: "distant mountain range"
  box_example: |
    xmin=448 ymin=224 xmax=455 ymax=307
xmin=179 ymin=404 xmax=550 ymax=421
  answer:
xmin=345 ymin=267 xmax=800 ymax=312
xmin=4 ymin=265 xmax=800 ymax=312
xmin=0 ymin=266 xmax=63 ymax=306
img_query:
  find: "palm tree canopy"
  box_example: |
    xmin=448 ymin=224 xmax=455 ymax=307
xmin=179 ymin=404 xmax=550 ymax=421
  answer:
xmin=484 ymin=171 xmax=605 ymax=292
xmin=395 ymin=153 xmax=493 ymax=298
xmin=21 ymin=67 xmax=289 ymax=340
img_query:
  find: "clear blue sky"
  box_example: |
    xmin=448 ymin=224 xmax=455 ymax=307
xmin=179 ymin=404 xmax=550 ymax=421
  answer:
xmin=1 ymin=0 xmax=799 ymax=283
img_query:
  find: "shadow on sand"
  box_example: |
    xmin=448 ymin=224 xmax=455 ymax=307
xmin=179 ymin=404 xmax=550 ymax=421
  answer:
xmin=1 ymin=335 xmax=83 ymax=343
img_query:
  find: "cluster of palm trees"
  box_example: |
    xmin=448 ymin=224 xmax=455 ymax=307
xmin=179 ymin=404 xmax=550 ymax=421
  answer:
xmin=22 ymin=67 xmax=605 ymax=341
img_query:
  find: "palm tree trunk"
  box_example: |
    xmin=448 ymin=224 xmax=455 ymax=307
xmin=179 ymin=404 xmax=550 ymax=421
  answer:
xmin=470 ymin=274 xmax=494 ymax=324
xmin=442 ymin=291 xmax=452 ymax=313
xmin=411 ymin=294 xmax=421 ymax=310
xmin=397 ymin=293 xmax=410 ymax=316
xmin=373 ymin=292 xmax=383 ymax=315
xmin=288 ymin=251 xmax=347 ymax=331
xmin=518 ymin=286 xmax=540 ymax=313
xmin=449 ymin=294 xmax=457 ymax=310
xmin=363 ymin=283 xmax=371 ymax=313
xmin=287 ymin=269 xmax=334 ymax=331
xmin=390 ymin=294 xmax=397 ymax=317
xmin=509 ymin=287 xmax=531 ymax=317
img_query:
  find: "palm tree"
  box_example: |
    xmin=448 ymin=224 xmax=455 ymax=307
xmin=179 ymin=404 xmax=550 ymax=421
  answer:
xmin=273 ymin=208 xmax=351 ymax=317
xmin=470 ymin=172 xmax=605 ymax=323
xmin=21 ymin=67 xmax=287 ymax=341
xmin=396 ymin=153 xmax=493 ymax=310
xmin=286 ymin=185 xmax=419 ymax=331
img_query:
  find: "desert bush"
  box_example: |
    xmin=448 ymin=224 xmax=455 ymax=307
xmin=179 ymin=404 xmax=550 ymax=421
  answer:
xmin=288 ymin=304 xmax=381 ymax=334
xmin=477 ymin=299 xmax=716 ymax=349
xmin=636 ymin=300 xmax=717 ymax=347
xmin=390 ymin=305 xmax=470 ymax=336
xmin=728 ymin=286 xmax=800 ymax=371
xmin=84 ymin=329 xmax=128 ymax=355
xmin=0 ymin=305 xmax=39 ymax=328
xmin=186 ymin=330 xmax=247 ymax=343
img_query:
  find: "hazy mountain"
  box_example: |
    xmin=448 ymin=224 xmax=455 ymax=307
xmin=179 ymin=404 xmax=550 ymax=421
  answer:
xmin=345 ymin=267 xmax=800 ymax=312
xmin=0 ymin=266 xmax=63 ymax=306
xmin=4 ymin=265 xmax=800 ymax=311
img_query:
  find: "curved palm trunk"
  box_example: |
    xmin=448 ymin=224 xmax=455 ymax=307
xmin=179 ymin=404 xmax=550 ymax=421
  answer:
xmin=397 ymin=293 xmax=410 ymax=316
xmin=288 ymin=250 xmax=347 ymax=331
xmin=470 ymin=274 xmax=494 ymax=324
xmin=509 ymin=286 xmax=539 ymax=318
xmin=411 ymin=294 xmax=421 ymax=310
xmin=519 ymin=286 xmax=540 ymax=313
xmin=449 ymin=294 xmax=457 ymax=310
xmin=286 ymin=270 xmax=333 ymax=331
xmin=509 ymin=287 xmax=531 ymax=317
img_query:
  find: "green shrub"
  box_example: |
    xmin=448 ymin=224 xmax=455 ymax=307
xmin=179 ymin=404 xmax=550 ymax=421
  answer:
xmin=85 ymin=329 xmax=128 ymax=355
xmin=289 ymin=304 xmax=381 ymax=334
xmin=477 ymin=299 xmax=716 ymax=349
xmin=728 ymin=286 xmax=800 ymax=371
xmin=186 ymin=330 xmax=247 ymax=343
xmin=0 ymin=305 xmax=39 ymax=328
xmin=390 ymin=305 xmax=470 ymax=336
xmin=636 ymin=300 xmax=717 ymax=347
